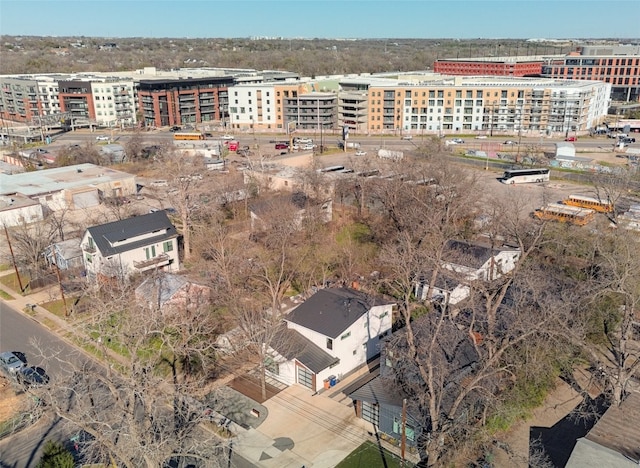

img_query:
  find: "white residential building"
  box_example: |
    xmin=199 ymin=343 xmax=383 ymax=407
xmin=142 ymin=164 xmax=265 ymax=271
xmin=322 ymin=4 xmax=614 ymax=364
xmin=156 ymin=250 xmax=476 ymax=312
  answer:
xmin=90 ymin=79 xmax=136 ymax=127
xmin=415 ymin=239 xmax=521 ymax=305
xmin=227 ymin=83 xmax=278 ymax=130
xmin=81 ymin=211 xmax=180 ymax=281
xmin=268 ymin=288 xmax=395 ymax=393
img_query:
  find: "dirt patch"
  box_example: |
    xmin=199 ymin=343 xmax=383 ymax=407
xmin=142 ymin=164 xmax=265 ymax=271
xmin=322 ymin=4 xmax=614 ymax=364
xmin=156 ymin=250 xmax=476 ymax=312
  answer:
xmin=0 ymin=375 xmax=26 ymax=423
xmin=492 ymin=378 xmax=586 ymax=467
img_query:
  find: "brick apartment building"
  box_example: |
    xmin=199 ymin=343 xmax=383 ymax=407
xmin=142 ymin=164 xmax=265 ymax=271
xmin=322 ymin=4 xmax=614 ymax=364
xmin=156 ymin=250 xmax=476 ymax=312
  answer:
xmin=434 ymin=57 xmax=547 ymax=77
xmin=541 ymin=45 xmax=640 ymax=103
xmin=137 ymin=76 xmax=234 ymax=128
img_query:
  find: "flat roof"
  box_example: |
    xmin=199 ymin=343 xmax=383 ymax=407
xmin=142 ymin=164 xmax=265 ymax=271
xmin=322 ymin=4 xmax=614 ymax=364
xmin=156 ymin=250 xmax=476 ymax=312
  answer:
xmin=0 ymin=163 xmax=135 ymax=197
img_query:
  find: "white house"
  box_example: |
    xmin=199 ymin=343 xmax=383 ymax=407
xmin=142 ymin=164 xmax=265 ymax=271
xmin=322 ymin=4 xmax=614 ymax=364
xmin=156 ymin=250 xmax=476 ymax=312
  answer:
xmin=415 ymin=240 xmax=521 ymax=305
xmin=267 ymin=288 xmax=395 ymax=393
xmin=81 ymin=211 xmax=180 ymax=281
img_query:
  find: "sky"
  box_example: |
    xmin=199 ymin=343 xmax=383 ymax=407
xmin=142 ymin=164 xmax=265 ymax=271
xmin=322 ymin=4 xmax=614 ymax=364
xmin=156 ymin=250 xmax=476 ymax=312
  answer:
xmin=0 ymin=0 xmax=639 ymax=39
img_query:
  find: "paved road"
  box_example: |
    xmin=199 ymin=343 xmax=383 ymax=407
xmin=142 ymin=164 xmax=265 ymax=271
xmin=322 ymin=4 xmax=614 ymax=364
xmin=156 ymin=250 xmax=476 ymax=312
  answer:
xmin=0 ymin=301 xmax=86 ymax=467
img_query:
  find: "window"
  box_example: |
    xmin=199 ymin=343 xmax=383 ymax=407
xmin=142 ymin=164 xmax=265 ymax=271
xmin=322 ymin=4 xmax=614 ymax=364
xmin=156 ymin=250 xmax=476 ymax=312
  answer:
xmin=362 ymin=401 xmax=380 ymax=426
xmin=85 ymin=253 xmax=92 ymax=263
xmin=341 ymin=331 xmax=351 ymax=340
xmin=265 ymin=357 xmax=279 ymax=375
xmin=163 ymin=241 xmax=173 ymax=253
xmin=326 ymin=338 xmax=333 ymax=350
xmin=393 ymin=418 xmax=415 ymax=441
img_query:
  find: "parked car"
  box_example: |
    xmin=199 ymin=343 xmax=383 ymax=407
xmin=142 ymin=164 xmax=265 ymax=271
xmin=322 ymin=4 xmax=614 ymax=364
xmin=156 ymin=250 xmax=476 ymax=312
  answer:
xmin=295 ymin=137 xmax=313 ymax=144
xmin=355 ymin=150 xmax=367 ymax=156
xmin=169 ymin=126 xmax=182 ymax=132
xmin=302 ymin=144 xmax=316 ymax=151
xmin=96 ymin=135 xmax=109 ymax=141
xmin=622 ymin=137 xmax=636 ymax=144
xmin=34 ymin=148 xmax=50 ymax=154
xmin=275 ymin=143 xmax=288 ymax=150
xmin=565 ymin=136 xmax=577 ymax=142
xmin=448 ymin=138 xmax=464 ymax=144
xmin=504 ymin=140 xmax=518 ymax=145
xmin=150 ymin=179 xmax=169 ymax=187
xmin=0 ymin=351 xmax=26 ymax=375
xmin=17 ymin=366 xmax=50 ymax=387
xmin=221 ymin=134 xmax=234 ymax=140
xmin=401 ymin=135 xmax=413 ymax=140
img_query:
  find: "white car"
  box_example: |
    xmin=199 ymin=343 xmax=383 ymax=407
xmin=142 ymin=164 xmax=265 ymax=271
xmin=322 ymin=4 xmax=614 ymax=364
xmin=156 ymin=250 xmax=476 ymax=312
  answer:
xmin=355 ymin=150 xmax=367 ymax=156
xmin=475 ymin=135 xmax=488 ymax=139
xmin=401 ymin=135 xmax=413 ymax=140
xmin=296 ymin=138 xmax=313 ymax=144
xmin=96 ymin=135 xmax=109 ymax=141
xmin=302 ymin=144 xmax=316 ymax=151
xmin=221 ymin=134 xmax=234 ymax=140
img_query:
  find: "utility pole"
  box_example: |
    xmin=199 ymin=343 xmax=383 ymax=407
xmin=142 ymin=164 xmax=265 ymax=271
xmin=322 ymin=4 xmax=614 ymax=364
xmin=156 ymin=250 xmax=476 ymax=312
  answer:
xmin=401 ymin=398 xmax=407 ymax=465
xmin=54 ymin=262 xmax=69 ymax=317
xmin=3 ymin=225 xmax=24 ymax=293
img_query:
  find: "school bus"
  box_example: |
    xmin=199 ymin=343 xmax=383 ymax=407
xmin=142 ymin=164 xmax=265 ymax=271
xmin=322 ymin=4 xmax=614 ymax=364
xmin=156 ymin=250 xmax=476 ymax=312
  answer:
xmin=173 ymin=132 xmax=204 ymax=141
xmin=534 ymin=203 xmax=595 ymax=226
xmin=563 ymin=194 xmax=614 ymax=213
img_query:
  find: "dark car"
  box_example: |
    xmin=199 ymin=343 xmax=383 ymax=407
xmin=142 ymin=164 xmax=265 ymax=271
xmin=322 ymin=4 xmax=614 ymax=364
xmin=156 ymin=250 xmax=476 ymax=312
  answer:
xmin=622 ymin=137 xmax=636 ymax=144
xmin=275 ymin=143 xmax=289 ymax=150
xmin=17 ymin=366 xmax=50 ymax=387
xmin=565 ymin=136 xmax=577 ymax=142
xmin=169 ymin=126 xmax=182 ymax=132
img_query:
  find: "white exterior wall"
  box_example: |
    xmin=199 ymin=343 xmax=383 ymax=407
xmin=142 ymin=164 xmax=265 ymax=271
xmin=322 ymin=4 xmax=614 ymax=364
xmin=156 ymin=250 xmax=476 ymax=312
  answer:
xmin=38 ymin=78 xmax=61 ymax=116
xmin=81 ymin=231 xmax=180 ymax=279
xmin=91 ymin=80 xmax=136 ymax=127
xmin=265 ymin=352 xmax=297 ymax=387
xmin=228 ymin=84 xmax=277 ymax=129
xmin=35 ymin=191 xmax=68 ymax=212
xmin=0 ymin=204 xmax=44 ymax=227
xmin=285 ymin=302 xmax=393 ymax=389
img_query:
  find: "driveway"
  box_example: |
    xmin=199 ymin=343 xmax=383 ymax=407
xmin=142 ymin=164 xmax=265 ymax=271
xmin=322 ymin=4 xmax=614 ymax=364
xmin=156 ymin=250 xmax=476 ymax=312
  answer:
xmin=233 ymin=384 xmax=367 ymax=467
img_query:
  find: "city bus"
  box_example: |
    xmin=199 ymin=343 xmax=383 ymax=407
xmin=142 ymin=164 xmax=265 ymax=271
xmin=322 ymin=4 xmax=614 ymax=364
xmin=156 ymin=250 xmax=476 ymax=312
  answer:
xmin=534 ymin=203 xmax=595 ymax=226
xmin=173 ymin=132 xmax=204 ymax=141
xmin=563 ymin=194 xmax=614 ymax=213
xmin=501 ymin=168 xmax=550 ymax=184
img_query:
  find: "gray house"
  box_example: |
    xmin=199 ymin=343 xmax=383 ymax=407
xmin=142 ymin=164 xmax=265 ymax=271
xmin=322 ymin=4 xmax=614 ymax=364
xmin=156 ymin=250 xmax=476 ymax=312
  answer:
xmin=44 ymin=238 xmax=83 ymax=270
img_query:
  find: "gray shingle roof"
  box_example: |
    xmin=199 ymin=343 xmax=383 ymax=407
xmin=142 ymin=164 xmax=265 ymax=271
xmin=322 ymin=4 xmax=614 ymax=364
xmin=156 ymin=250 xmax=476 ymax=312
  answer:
xmin=347 ymin=370 xmax=405 ymax=407
xmin=135 ymin=273 xmax=188 ymax=306
xmin=285 ymin=288 xmax=391 ymax=339
xmin=86 ymin=211 xmax=178 ymax=257
xmin=271 ymin=327 xmax=339 ymax=374
xmin=585 ymin=391 xmax=640 ymax=463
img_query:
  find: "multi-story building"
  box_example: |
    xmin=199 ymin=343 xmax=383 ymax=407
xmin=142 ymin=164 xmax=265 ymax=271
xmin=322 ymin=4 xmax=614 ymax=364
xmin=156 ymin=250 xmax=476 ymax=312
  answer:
xmin=58 ymin=79 xmax=95 ymax=125
xmin=90 ymin=79 xmax=136 ymax=127
xmin=0 ymin=76 xmax=42 ymax=123
xmin=283 ymin=92 xmax=337 ymax=132
xmin=337 ymin=78 xmax=379 ymax=134
xmin=227 ymin=83 xmax=278 ymax=130
xmin=541 ymin=45 xmax=640 ymax=103
xmin=137 ymin=76 xmax=233 ymax=128
xmin=364 ymin=75 xmax=610 ymax=135
xmin=434 ymin=56 xmax=550 ymax=77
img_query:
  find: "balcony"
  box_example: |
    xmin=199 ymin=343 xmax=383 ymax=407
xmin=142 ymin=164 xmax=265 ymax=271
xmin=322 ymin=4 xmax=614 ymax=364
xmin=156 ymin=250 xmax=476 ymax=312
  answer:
xmin=82 ymin=244 xmax=96 ymax=253
xmin=134 ymin=253 xmax=170 ymax=270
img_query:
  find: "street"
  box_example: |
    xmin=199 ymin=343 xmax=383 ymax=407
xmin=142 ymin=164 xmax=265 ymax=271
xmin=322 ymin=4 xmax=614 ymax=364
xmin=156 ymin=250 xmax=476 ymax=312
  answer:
xmin=0 ymin=300 xmax=88 ymax=467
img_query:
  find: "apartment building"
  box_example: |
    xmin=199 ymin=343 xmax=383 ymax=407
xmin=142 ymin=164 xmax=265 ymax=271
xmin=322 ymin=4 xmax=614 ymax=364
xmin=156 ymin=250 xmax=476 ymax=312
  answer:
xmin=434 ymin=56 xmax=550 ymax=77
xmin=90 ymin=79 xmax=136 ymax=127
xmin=137 ymin=76 xmax=234 ymax=128
xmin=365 ymin=75 xmax=610 ymax=135
xmin=0 ymin=76 xmax=43 ymax=123
xmin=541 ymin=45 xmax=640 ymax=103
xmin=227 ymin=83 xmax=278 ymax=130
xmin=283 ymin=92 xmax=337 ymax=132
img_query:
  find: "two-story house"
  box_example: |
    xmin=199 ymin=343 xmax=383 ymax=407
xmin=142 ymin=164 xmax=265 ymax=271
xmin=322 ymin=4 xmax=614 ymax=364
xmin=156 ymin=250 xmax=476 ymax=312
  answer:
xmin=267 ymin=287 xmax=395 ymax=393
xmin=81 ymin=211 xmax=180 ymax=281
xmin=415 ymin=240 xmax=521 ymax=306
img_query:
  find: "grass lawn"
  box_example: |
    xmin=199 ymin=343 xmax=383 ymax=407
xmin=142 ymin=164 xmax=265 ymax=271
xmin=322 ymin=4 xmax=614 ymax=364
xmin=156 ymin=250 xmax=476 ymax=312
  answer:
xmin=336 ymin=441 xmax=408 ymax=468
xmin=0 ymin=272 xmax=30 ymax=294
xmin=0 ymin=290 xmax=14 ymax=300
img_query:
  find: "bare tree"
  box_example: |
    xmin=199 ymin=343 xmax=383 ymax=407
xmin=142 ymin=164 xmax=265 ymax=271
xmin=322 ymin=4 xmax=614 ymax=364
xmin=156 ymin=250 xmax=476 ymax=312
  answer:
xmin=35 ymin=282 xmax=224 ymax=468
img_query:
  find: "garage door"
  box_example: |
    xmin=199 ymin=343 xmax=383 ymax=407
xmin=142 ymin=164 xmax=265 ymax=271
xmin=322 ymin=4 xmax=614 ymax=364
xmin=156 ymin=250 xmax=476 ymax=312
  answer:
xmin=72 ymin=190 xmax=99 ymax=209
xmin=297 ymin=365 xmax=313 ymax=390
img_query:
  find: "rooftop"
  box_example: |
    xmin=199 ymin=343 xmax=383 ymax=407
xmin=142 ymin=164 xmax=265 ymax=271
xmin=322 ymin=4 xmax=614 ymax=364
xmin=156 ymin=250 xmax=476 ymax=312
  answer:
xmin=286 ymin=288 xmax=392 ymax=338
xmin=86 ymin=211 xmax=178 ymax=257
xmin=0 ymin=163 xmax=135 ymax=197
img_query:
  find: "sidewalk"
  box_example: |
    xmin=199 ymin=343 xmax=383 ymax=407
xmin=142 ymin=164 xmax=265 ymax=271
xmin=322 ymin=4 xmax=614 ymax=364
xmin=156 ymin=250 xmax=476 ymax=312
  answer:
xmin=0 ymin=269 xmax=128 ymax=368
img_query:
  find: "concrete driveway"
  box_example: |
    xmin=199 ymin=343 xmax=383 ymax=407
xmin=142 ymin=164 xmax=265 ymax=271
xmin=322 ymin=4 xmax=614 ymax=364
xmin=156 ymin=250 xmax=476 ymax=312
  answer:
xmin=233 ymin=384 xmax=368 ymax=467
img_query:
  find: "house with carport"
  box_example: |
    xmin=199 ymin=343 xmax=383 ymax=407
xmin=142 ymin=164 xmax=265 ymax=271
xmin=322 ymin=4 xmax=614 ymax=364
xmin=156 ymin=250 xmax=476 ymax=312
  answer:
xmin=267 ymin=287 xmax=395 ymax=393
